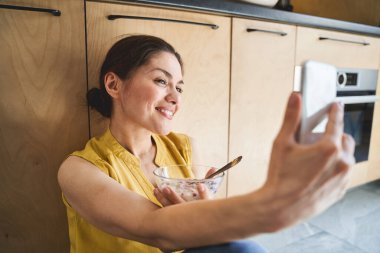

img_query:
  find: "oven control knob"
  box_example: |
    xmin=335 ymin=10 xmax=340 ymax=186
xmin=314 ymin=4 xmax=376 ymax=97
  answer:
xmin=337 ymin=72 xmax=347 ymax=87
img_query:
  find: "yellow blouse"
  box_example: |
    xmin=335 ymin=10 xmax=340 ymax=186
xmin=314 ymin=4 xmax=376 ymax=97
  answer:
xmin=62 ymin=128 xmax=193 ymax=253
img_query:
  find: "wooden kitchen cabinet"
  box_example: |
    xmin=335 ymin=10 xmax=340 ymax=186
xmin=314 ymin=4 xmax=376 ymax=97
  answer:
xmin=370 ymin=75 xmax=380 ymax=184
xmin=0 ymin=2 xmax=379 ymax=252
xmin=295 ymin=27 xmax=380 ymax=187
xmin=296 ymin=27 xmax=380 ymax=68
xmin=228 ymin=18 xmax=296 ymax=196
xmin=0 ymin=0 xmax=87 ymax=252
xmin=86 ymin=2 xmax=231 ymax=196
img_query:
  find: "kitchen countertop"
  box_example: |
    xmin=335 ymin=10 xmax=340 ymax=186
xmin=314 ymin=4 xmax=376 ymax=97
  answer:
xmin=109 ymin=0 xmax=380 ymax=37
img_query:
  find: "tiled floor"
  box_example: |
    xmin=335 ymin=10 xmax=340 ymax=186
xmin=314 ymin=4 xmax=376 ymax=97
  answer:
xmin=252 ymin=180 xmax=380 ymax=253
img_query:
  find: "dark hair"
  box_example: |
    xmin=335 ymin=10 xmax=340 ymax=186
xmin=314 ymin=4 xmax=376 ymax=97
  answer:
xmin=87 ymin=35 xmax=183 ymax=118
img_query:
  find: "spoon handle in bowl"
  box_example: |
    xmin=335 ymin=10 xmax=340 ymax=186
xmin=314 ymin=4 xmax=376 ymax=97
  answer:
xmin=205 ymin=156 xmax=243 ymax=179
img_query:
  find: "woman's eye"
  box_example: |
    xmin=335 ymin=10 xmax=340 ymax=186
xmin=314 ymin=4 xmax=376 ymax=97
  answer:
xmin=155 ymin=79 xmax=167 ymax=86
xmin=176 ymin=87 xmax=183 ymax=93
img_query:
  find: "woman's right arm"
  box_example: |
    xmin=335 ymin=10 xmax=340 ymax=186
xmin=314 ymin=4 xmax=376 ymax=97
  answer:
xmin=58 ymin=92 xmax=355 ymax=252
xmin=58 ymin=156 xmax=270 ymax=250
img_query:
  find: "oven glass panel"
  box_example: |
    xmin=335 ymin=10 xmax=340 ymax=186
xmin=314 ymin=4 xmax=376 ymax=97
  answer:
xmin=343 ymin=103 xmax=374 ymax=162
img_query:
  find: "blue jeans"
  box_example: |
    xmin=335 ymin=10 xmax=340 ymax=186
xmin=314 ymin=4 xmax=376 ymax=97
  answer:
xmin=184 ymin=240 xmax=267 ymax=253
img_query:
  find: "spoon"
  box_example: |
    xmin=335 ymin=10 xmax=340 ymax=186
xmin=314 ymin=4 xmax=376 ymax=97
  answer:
xmin=205 ymin=156 xmax=243 ymax=179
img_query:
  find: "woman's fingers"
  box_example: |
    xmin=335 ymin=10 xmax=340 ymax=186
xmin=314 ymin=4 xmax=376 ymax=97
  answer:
xmin=200 ymin=168 xmax=217 ymax=200
xmin=154 ymin=188 xmax=171 ymax=206
xmin=197 ymin=184 xmax=210 ymax=200
xmin=309 ymin=134 xmax=355 ymax=199
xmin=276 ymin=92 xmax=302 ymax=142
xmin=342 ymin=134 xmax=356 ymax=158
xmin=154 ymin=180 xmax=214 ymax=206
xmin=205 ymin=167 xmax=217 ymax=179
xmin=162 ymin=187 xmax=185 ymax=204
xmin=154 ymin=187 xmax=185 ymax=206
xmin=339 ymin=134 xmax=356 ymax=174
xmin=308 ymin=103 xmax=345 ymax=179
xmin=322 ymin=102 xmax=344 ymax=144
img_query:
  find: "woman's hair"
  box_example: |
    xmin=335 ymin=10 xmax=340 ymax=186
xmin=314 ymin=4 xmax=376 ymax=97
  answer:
xmin=87 ymin=35 xmax=183 ymax=118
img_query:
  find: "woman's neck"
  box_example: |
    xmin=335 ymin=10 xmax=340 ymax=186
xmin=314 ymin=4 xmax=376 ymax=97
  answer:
xmin=109 ymin=118 xmax=154 ymax=159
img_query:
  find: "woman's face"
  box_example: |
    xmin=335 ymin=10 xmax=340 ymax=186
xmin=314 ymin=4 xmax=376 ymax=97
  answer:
xmin=118 ymin=51 xmax=184 ymax=135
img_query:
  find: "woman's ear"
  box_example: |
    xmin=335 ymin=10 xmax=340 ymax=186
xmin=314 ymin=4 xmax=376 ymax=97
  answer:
xmin=104 ymin=72 xmax=121 ymax=99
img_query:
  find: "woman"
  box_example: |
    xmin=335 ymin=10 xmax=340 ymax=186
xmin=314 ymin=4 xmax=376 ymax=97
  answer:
xmin=58 ymin=35 xmax=355 ymax=253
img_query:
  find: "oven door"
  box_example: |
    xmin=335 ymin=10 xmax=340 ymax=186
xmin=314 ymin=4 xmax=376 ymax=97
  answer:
xmin=339 ymin=90 xmax=376 ymax=162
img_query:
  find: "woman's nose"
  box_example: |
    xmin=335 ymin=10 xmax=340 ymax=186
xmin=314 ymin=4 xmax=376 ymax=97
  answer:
xmin=166 ymin=87 xmax=180 ymax=105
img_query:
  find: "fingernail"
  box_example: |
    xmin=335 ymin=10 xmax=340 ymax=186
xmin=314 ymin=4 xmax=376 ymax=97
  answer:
xmin=198 ymin=184 xmax=205 ymax=192
xmin=338 ymin=101 xmax=345 ymax=111
xmin=163 ymin=187 xmax=171 ymax=194
xmin=288 ymin=92 xmax=298 ymax=106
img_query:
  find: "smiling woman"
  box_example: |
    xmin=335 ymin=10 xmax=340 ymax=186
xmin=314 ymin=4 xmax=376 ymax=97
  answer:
xmin=57 ymin=35 xmax=355 ymax=253
xmin=58 ymin=35 xmax=266 ymax=252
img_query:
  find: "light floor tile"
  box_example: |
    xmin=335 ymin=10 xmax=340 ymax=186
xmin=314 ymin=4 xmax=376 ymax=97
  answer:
xmin=350 ymin=206 xmax=380 ymax=253
xmin=251 ymin=180 xmax=380 ymax=252
xmin=252 ymin=223 xmax=321 ymax=252
xmin=309 ymin=188 xmax=380 ymax=242
xmin=271 ymin=231 xmax=366 ymax=253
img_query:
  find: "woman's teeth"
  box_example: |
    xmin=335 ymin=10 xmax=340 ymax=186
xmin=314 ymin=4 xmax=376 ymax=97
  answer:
xmin=156 ymin=108 xmax=174 ymax=117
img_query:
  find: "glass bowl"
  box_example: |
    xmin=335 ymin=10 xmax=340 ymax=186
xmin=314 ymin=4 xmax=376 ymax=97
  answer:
xmin=153 ymin=165 xmax=224 ymax=201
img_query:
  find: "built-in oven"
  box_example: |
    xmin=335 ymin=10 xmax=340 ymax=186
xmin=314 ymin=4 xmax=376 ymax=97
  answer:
xmin=294 ymin=66 xmax=379 ymax=162
xmin=335 ymin=68 xmax=379 ymax=162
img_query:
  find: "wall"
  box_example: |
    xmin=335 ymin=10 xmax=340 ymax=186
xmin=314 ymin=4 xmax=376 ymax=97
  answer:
xmin=291 ymin=0 xmax=380 ymax=27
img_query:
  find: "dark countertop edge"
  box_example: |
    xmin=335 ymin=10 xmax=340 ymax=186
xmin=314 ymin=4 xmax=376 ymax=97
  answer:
xmin=106 ymin=0 xmax=380 ymax=37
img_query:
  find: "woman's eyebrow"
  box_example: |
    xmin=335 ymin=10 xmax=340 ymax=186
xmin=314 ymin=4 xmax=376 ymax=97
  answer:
xmin=151 ymin=68 xmax=184 ymax=84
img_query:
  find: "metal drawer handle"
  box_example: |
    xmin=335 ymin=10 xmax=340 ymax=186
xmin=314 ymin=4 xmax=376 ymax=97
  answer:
xmin=319 ymin=36 xmax=369 ymax=46
xmin=246 ymin=28 xmax=287 ymax=36
xmin=108 ymin=15 xmax=219 ymax=30
xmin=0 ymin=4 xmax=61 ymax=16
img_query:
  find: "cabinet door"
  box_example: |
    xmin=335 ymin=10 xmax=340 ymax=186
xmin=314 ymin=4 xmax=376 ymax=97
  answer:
xmin=229 ymin=18 xmax=296 ymax=196
xmin=0 ymin=0 xmax=87 ymax=252
xmin=369 ymin=75 xmax=380 ymax=183
xmin=86 ymin=2 xmax=230 ymax=197
xmin=295 ymin=27 xmax=380 ymax=68
xmin=296 ymin=27 xmax=380 ymax=187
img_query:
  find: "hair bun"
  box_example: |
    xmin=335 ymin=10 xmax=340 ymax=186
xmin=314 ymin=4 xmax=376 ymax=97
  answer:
xmin=86 ymin=88 xmax=111 ymax=118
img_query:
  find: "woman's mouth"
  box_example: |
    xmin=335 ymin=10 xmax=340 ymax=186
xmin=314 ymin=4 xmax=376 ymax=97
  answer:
xmin=155 ymin=107 xmax=174 ymax=119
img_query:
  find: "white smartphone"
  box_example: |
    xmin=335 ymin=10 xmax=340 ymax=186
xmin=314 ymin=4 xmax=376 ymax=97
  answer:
xmin=298 ymin=60 xmax=337 ymax=144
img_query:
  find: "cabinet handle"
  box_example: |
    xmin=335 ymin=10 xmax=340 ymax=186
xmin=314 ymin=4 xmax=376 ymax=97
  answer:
xmin=246 ymin=28 xmax=287 ymax=36
xmin=0 ymin=4 xmax=60 ymax=16
xmin=107 ymin=15 xmax=219 ymax=30
xmin=319 ymin=36 xmax=369 ymax=46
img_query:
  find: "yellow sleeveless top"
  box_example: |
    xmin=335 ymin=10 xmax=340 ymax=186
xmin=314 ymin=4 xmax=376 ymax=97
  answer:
xmin=62 ymin=128 xmax=193 ymax=253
